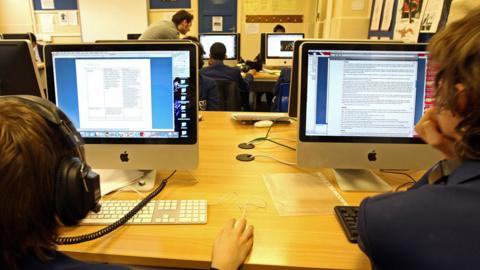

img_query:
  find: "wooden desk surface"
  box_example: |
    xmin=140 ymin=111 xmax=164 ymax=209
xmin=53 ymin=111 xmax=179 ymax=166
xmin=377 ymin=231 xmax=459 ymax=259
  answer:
xmin=253 ymin=71 xmax=279 ymax=82
xmin=59 ymin=112 xmax=419 ymax=269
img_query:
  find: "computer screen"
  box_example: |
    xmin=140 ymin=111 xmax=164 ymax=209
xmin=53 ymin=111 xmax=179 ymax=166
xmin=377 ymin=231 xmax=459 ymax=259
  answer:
xmin=44 ymin=42 xmax=198 ymax=171
xmin=199 ymin=33 xmax=239 ymax=60
xmin=265 ymin=33 xmax=304 ymax=66
xmin=0 ymin=40 xmax=44 ymax=97
xmin=297 ymin=42 xmax=441 ymax=190
xmin=2 ymin=33 xmax=33 ymax=41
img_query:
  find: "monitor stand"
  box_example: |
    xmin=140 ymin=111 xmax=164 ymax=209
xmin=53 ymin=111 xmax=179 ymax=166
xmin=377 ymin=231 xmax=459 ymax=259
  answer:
xmin=333 ymin=169 xmax=392 ymax=192
xmin=96 ymin=169 xmax=157 ymax=196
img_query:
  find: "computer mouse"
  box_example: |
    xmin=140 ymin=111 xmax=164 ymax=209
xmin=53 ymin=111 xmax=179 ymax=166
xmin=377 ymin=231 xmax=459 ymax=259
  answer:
xmin=254 ymin=120 xmax=273 ymax=128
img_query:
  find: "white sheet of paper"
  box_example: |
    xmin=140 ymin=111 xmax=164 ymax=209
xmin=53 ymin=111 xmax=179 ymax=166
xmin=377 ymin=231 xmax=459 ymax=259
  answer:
xmin=370 ymin=0 xmax=384 ymax=31
xmin=381 ymin=0 xmax=395 ymax=31
xmin=212 ymin=16 xmax=223 ymax=31
xmin=352 ymin=0 xmax=365 ymax=10
xmin=40 ymin=0 xmax=55 ymax=9
xmin=245 ymin=23 xmax=259 ymax=34
xmin=420 ymin=0 xmax=444 ymax=33
xmin=39 ymin=14 xmax=54 ymax=33
xmin=58 ymin=11 xmax=68 ymax=26
xmin=67 ymin=10 xmax=78 ymax=25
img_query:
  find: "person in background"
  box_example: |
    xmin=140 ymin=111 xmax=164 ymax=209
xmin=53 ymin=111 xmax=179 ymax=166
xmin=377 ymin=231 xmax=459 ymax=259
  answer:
xmin=272 ymin=24 xmax=286 ymax=33
xmin=140 ymin=10 xmax=193 ymax=40
xmin=201 ymin=42 xmax=256 ymax=111
xmin=253 ymin=24 xmax=286 ymax=110
xmin=29 ymin=32 xmax=42 ymax=63
xmin=357 ymin=7 xmax=480 ymax=270
xmin=183 ymin=36 xmax=223 ymax=110
xmin=0 ymin=97 xmax=254 ymax=269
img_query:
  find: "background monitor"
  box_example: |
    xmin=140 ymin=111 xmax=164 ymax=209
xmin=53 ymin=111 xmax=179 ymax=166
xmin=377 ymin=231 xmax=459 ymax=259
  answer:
xmin=2 ymin=32 xmax=33 ymax=41
xmin=297 ymin=42 xmax=441 ymax=191
xmin=259 ymin=33 xmax=266 ymax=64
xmin=44 ymin=42 xmax=199 ymax=178
xmin=265 ymin=33 xmax=304 ymax=67
xmin=0 ymin=40 xmax=44 ymax=97
xmin=199 ymin=33 xmax=239 ymax=60
xmin=127 ymin=33 xmax=141 ymax=40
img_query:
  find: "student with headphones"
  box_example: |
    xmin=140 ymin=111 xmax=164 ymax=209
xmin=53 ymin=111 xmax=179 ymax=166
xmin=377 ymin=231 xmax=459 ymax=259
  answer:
xmin=0 ymin=96 xmax=253 ymax=270
xmin=357 ymin=7 xmax=480 ymax=269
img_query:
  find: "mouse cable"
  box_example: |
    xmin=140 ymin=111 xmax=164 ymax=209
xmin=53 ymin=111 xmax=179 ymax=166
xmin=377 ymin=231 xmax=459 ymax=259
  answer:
xmin=252 ymin=154 xmax=296 ymax=166
xmin=248 ymin=137 xmax=296 ymax=151
xmin=56 ymin=170 xmax=177 ymax=245
xmin=208 ymin=192 xmax=267 ymax=219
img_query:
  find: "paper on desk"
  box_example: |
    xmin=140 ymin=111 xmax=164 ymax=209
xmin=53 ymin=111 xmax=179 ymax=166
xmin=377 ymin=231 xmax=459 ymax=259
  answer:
xmin=263 ymin=173 xmax=344 ymax=216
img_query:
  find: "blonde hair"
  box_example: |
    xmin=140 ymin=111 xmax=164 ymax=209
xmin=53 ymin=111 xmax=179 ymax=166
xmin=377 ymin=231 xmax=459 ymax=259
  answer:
xmin=428 ymin=7 xmax=480 ymax=159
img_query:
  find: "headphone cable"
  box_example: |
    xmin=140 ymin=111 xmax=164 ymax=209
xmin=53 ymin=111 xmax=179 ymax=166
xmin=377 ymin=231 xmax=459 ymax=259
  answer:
xmin=56 ymin=170 xmax=176 ymax=245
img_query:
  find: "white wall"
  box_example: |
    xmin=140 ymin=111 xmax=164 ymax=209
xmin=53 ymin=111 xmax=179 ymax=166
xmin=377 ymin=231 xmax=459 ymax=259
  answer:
xmin=0 ymin=0 xmax=33 ymax=33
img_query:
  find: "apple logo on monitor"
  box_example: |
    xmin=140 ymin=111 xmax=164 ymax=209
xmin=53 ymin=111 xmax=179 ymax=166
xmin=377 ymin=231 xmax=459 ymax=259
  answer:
xmin=120 ymin=151 xmax=129 ymax=162
xmin=368 ymin=150 xmax=377 ymax=162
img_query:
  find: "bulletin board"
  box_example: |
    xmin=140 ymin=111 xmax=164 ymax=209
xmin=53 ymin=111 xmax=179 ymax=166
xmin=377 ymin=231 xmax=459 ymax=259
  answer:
xmin=78 ymin=0 xmax=148 ymax=42
xmin=33 ymin=0 xmax=78 ymax=10
xmin=150 ymin=0 xmax=191 ymax=9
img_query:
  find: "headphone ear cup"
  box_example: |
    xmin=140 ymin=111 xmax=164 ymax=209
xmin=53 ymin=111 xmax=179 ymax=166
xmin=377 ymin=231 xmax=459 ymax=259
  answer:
xmin=55 ymin=157 xmax=90 ymax=226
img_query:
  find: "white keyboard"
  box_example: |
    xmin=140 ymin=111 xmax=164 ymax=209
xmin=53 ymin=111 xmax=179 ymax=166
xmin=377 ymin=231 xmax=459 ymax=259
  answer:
xmin=81 ymin=200 xmax=207 ymax=225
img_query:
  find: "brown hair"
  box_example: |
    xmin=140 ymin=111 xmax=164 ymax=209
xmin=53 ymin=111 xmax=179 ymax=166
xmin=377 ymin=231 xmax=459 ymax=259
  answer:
xmin=428 ymin=7 xmax=480 ymax=159
xmin=172 ymin=9 xmax=194 ymax=26
xmin=0 ymin=98 xmax=72 ymax=269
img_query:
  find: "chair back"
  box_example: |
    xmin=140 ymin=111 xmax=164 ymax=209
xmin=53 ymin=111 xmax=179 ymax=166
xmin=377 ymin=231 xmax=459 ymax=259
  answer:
xmin=277 ymin=82 xmax=290 ymax=112
xmin=215 ymin=80 xmax=241 ymax=111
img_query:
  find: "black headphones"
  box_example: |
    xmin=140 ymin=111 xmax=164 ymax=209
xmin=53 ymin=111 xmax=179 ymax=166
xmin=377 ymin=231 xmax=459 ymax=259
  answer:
xmin=1 ymin=95 xmax=101 ymax=226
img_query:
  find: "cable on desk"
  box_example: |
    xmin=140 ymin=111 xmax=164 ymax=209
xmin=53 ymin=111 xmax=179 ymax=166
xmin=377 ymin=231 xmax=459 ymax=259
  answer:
xmin=380 ymin=169 xmax=418 ymax=192
xmin=252 ymin=154 xmax=296 ymax=166
xmin=208 ymin=192 xmax=267 ymax=219
xmin=241 ymin=117 xmax=297 ymax=151
xmin=56 ymin=170 xmax=177 ymax=245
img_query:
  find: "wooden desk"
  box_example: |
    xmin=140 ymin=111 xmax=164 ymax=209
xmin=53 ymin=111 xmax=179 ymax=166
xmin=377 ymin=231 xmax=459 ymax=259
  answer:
xmin=59 ymin=112 xmax=417 ymax=269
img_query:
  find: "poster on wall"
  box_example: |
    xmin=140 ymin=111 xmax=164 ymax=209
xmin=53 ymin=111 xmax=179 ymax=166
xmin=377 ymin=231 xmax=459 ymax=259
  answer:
xmin=393 ymin=0 xmax=426 ymax=43
xmin=149 ymin=0 xmax=191 ymax=9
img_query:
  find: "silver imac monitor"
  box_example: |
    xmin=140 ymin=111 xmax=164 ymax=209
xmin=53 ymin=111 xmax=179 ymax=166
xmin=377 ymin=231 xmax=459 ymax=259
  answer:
xmin=44 ymin=42 xmax=198 ymax=190
xmin=265 ymin=33 xmax=304 ymax=67
xmin=297 ymin=42 xmax=442 ymax=191
xmin=0 ymin=40 xmax=44 ymax=98
xmin=199 ymin=33 xmax=239 ymax=66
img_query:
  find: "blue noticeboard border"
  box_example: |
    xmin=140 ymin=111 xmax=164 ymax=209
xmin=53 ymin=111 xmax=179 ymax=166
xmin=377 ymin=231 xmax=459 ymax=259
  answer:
xmin=150 ymin=0 xmax=191 ymax=9
xmin=33 ymin=0 xmax=78 ymax=10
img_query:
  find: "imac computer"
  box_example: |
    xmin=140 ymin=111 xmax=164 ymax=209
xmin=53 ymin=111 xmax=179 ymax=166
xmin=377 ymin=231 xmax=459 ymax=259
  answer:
xmin=265 ymin=33 xmax=304 ymax=67
xmin=297 ymin=42 xmax=442 ymax=191
xmin=199 ymin=33 xmax=240 ymax=66
xmin=0 ymin=40 xmax=44 ymax=97
xmin=44 ymin=42 xmax=199 ymax=191
xmin=1 ymin=33 xmax=33 ymax=41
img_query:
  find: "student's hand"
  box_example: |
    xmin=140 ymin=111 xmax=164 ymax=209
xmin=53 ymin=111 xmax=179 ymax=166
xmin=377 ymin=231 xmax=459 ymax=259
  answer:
xmin=211 ymin=218 xmax=254 ymax=270
xmin=415 ymin=108 xmax=456 ymax=159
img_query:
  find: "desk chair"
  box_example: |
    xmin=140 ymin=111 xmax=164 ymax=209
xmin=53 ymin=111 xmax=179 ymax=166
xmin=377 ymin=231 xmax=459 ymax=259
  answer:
xmin=214 ymin=80 xmax=242 ymax=111
xmin=272 ymin=82 xmax=290 ymax=112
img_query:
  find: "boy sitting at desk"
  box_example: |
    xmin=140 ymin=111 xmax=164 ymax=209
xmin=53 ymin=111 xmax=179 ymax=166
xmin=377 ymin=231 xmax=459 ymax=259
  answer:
xmin=358 ymin=7 xmax=480 ymax=269
xmin=0 ymin=97 xmax=253 ymax=269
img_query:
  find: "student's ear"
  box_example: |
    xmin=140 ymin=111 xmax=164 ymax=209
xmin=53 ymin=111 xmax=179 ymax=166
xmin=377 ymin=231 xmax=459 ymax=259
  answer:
xmin=455 ymin=83 xmax=467 ymax=112
xmin=208 ymin=56 xmax=213 ymax=65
